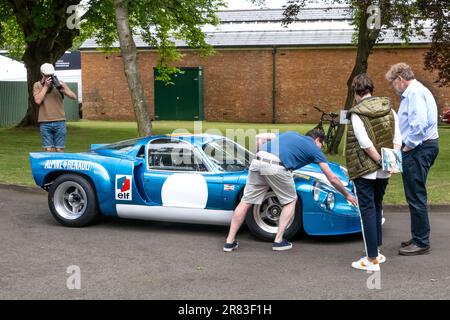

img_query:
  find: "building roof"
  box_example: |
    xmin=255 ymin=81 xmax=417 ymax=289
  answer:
xmin=80 ymin=8 xmax=432 ymax=50
xmin=216 ymin=7 xmax=352 ymax=23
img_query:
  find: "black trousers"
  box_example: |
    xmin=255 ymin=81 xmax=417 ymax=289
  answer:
xmin=402 ymin=140 xmax=439 ymax=247
xmin=354 ymin=177 xmax=389 ymax=258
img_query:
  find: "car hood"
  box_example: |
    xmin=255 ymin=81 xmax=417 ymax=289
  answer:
xmin=294 ymin=162 xmax=351 ymax=188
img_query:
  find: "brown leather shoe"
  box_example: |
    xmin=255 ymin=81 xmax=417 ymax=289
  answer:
xmin=401 ymin=239 xmax=413 ymax=248
xmin=399 ymin=244 xmax=430 ymax=256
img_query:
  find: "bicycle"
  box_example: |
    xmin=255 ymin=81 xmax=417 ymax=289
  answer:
xmin=313 ymin=106 xmax=340 ymax=153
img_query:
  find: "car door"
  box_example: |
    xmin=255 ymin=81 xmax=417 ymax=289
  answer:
xmin=143 ymin=138 xmax=224 ymax=210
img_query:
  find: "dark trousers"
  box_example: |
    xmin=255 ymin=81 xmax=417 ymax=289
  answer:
xmin=402 ymin=140 xmax=439 ymax=247
xmin=354 ymin=178 xmax=389 ymax=258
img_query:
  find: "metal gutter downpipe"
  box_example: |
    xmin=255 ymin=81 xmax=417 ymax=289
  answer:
xmin=272 ymin=46 xmax=277 ymax=124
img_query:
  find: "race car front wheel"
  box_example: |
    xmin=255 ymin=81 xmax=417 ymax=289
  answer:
xmin=245 ymin=191 xmax=302 ymax=242
xmin=48 ymin=174 xmax=99 ymax=227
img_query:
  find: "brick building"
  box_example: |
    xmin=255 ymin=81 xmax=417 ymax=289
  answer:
xmin=80 ymin=8 xmax=449 ymax=123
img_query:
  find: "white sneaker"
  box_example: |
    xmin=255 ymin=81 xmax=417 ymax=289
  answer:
xmin=351 ymin=257 xmax=380 ymax=271
xmin=377 ymin=253 xmax=386 ymax=263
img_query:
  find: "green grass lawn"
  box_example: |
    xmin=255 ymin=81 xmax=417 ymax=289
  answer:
xmin=1 ymin=120 xmax=449 ymax=204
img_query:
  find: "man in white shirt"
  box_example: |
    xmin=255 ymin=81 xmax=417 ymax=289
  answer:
xmin=385 ymin=63 xmax=439 ymax=256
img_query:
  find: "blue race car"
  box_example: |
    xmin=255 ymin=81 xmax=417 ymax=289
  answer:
xmin=29 ymin=134 xmax=361 ymax=241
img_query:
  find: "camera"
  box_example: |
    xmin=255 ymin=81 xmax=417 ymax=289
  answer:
xmin=51 ymin=75 xmax=62 ymax=89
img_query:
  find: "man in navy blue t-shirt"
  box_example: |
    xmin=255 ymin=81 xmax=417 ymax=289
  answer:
xmin=224 ymin=128 xmax=357 ymax=252
xmin=261 ymin=130 xmax=329 ymax=171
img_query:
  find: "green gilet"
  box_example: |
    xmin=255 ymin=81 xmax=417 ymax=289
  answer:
xmin=345 ymin=97 xmax=395 ymax=180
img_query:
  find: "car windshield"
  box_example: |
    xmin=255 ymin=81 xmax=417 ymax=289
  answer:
xmin=202 ymin=139 xmax=253 ymax=172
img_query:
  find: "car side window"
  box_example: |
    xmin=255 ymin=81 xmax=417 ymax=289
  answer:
xmin=147 ymin=138 xmax=208 ymax=172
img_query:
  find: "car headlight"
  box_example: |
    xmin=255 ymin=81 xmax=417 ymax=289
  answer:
xmin=312 ymin=181 xmax=336 ymax=211
xmin=326 ymin=192 xmax=335 ymax=211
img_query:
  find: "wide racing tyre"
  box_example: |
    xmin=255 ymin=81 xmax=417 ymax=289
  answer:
xmin=245 ymin=191 xmax=302 ymax=242
xmin=48 ymin=174 xmax=99 ymax=227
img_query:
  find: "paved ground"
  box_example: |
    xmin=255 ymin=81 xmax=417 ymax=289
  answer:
xmin=1 ymin=187 xmax=449 ymax=300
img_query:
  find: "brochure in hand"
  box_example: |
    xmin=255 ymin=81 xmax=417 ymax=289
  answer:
xmin=381 ymin=147 xmax=402 ymax=173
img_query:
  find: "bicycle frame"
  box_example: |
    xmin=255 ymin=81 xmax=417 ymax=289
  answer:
xmin=313 ymin=106 xmax=340 ymax=153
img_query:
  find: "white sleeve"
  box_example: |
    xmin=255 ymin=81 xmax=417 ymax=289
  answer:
xmin=351 ymin=113 xmax=374 ymax=149
xmin=392 ymin=110 xmax=402 ymax=146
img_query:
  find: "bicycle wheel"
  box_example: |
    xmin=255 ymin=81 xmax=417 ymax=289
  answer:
xmin=313 ymin=122 xmax=324 ymax=132
xmin=326 ymin=124 xmax=337 ymax=151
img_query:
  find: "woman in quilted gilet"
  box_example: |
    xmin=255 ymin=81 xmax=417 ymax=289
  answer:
xmin=346 ymin=74 xmax=402 ymax=272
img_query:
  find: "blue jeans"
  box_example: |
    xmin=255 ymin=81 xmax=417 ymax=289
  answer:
xmin=354 ymin=178 xmax=389 ymax=258
xmin=402 ymin=140 xmax=439 ymax=247
xmin=39 ymin=121 xmax=66 ymax=149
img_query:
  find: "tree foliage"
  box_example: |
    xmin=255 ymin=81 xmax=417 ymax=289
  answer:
xmin=418 ymin=0 xmax=449 ymax=87
xmin=0 ymin=0 xmax=225 ymax=131
xmin=84 ymin=0 xmax=225 ymax=136
xmin=281 ymin=0 xmax=448 ymax=85
xmin=0 ymin=0 xmax=84 ymax=127
xmin=83 ymin=0 xmax=224 ymax=81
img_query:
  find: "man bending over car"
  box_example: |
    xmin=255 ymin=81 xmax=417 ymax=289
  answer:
xmin=223 ymin=128 xmax=358 ymax=252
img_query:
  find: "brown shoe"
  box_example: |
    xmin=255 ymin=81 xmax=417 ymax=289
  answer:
xmin=399 ymin=244 xmax=430 ymax=256
xmin=401 ymin=239 xmax=413 ymax=248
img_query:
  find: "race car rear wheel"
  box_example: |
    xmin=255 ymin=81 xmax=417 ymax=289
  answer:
xmin=245 ymin=191 xmax=302 ymax=242
xmin=48 ymin=174 xmax=99 ymax=227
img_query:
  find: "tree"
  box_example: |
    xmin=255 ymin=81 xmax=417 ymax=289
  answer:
xmin=254 ymin=0 xmax=449 ymax=153
xmin=114 ymin=0 xmax=152 ymax=136
xmin=1 ymin=0 xmax=224 ymax=136
xmin=86 ymin=0 xmax=225 ymax=136
xmin=418 ymin=0 xmax=450 ymax=87
xmin=0 ymin=0 xmax=84 ymax=127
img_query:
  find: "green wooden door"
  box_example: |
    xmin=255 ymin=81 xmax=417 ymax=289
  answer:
xmin=154 ymin=67 xmax=204 ymax=121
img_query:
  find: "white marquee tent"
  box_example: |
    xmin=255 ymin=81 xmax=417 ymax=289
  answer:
xmin=0 ymin=55 xmax=27 ymax=81
xmin=0 ymin=55 xmax=82 ymax=103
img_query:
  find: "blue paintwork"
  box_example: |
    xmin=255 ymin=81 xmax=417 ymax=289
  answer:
xmin=29 ymin=134 xmax=361 ymax=236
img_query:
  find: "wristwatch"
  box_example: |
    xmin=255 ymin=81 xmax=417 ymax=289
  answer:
xmin=376 ymin=158 xmax=382 ymax=166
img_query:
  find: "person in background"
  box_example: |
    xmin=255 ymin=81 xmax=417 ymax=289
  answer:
xmin=385 ymin=62 xmax=439 ymax=256
xmin=33 ymin=63 xmax=77 ymax=152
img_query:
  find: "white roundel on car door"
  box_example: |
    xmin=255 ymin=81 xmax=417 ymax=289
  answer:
xmin=161 ymin=174 xmax=208 ymax=208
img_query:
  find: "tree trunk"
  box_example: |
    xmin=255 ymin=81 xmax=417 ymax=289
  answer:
xmin=114 ymin=0 xmax=152 ymax=137
xmin=19 ymin=60 xmax=43 ymax=127
xmin=328 ymin=3 xmax=381 ymax=154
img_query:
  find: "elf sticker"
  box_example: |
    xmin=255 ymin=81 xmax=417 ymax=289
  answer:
xmin=116 ymin=175 xmax=132 ymax=201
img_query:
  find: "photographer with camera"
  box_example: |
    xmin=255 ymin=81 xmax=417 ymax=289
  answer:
xmin=33 ymin=63 xmax=77 ymax=152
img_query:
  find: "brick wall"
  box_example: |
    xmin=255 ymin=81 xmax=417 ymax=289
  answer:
xmin=81 ymin=46 xmax=450 ymax=123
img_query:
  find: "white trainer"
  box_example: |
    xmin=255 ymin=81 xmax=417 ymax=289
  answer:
xmin=377 ymin=253 xmax=386 ymax=263
xmin=351 ymin=257 xmax=380 ymax=272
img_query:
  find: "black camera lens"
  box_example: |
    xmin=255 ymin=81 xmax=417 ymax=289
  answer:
xmin=51 ymin=75 xmax=62 ymax=89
